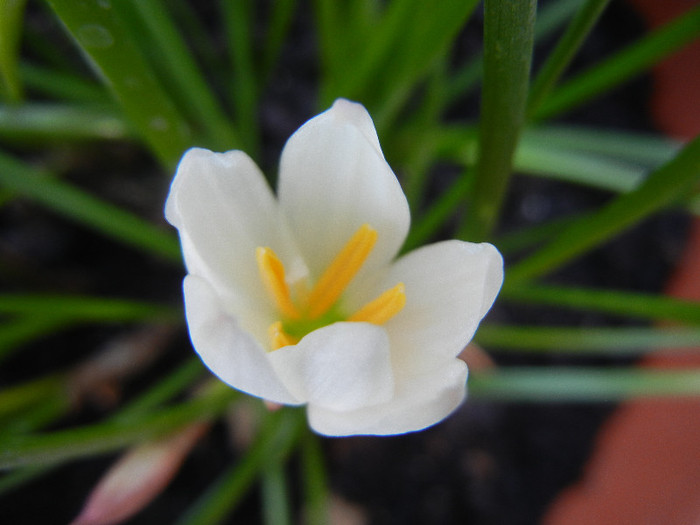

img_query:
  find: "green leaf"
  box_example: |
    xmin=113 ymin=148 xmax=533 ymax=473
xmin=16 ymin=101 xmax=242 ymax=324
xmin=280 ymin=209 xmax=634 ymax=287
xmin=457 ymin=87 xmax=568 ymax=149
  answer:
xmin=459 ymin=0 xmax=537 ymax=241
xmin=114 ymin=0 xmax=239 ymax=151
xmin=469 ymin=367 xmax=700 ymax=401
xmin=262 ymin=463 xmax=292 ymax=525
xmin=476 ymin=325 xmax=700 ymax=354
xmin=0 ymin=294 xmax=178 ymax=322
xmin=507 ymin=135 xmax=700 ymax=283
xmin=0 ymin=104 xmax=130 ymax=142
xmin=0 ymin=150 xmax=181 ymax=262
xmin=0 ymin=0 xmax=28 ymax=102
xmin=20 ymin=63 xmax=110 ymax=104
xmin=535 ymin=3 xmax=700 ymax=120
xmin=0 ymin=316 xmax=72 ymax=362
xmin=301 ymin=431 xmax=329 ymax=525
xmin=0 ymin=382 xmax=236 ymax=469
xmin=43 ymin=0 xmax=192 ymax=168
xmin=527 ymin=0 xmax=610 ymax=116
xmin=221 ymin=0 xmax=260 ymax=157
xmin=501 ymin=284 xmax=700 ymax=324
xmin=261 ymin=0 xmax=299 ymax=84
xmin=522 ymin=126 xmax=680 ymax=168
xmin=175 ymin=409 xmax=304 ymax=525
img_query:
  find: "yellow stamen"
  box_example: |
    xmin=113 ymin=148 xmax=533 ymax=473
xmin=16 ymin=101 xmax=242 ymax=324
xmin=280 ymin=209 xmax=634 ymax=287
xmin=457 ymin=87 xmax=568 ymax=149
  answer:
xmin=306 ymin=224 xmax=378 ymax=319
xmin=256 ymin=247 xmax=301 ymax=319
xmin=348 ymin=282 xmax=406 ymax=324
xmin=268 ymin=321 xmax=298 ymax=350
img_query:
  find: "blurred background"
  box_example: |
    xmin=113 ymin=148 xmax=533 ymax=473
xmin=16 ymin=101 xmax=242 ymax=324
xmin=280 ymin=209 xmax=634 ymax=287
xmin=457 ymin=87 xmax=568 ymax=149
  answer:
xmin=1 ymin=1 xmax=699 ymax=523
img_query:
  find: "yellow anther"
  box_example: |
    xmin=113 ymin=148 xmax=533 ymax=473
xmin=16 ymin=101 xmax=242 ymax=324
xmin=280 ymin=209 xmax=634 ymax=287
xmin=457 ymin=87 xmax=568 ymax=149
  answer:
xmin=348 ymin=282 xmax=406 ymax=325
xmin=306 ymin=224 xmax=378 ymax=319
xmin=268 ymin=321 xmax=298 ymax=350
xmin=256 ymin=247 xmax=301 ymax=320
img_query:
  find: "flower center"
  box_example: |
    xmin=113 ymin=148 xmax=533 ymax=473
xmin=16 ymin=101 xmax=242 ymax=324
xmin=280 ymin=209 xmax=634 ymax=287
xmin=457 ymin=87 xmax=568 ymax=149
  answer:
xmin=256 ymin=224 xmax=406 ymax=350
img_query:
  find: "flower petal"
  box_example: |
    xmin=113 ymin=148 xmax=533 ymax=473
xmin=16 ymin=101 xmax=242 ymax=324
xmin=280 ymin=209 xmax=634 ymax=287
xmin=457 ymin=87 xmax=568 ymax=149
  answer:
xmin=165 ymin=148 xmax=306 ymax=317
xmin=267 ymin=322 xmax=394 ymax=412
xmin=277 ymin=99 xmax=410 ymax=286
xmin=383 ymin=240 xmax=503 ymax=375
xmin=183 ymin=275 xmax=300 ymax=405
xmin=307 ymin=359 xmax=467 ymax=436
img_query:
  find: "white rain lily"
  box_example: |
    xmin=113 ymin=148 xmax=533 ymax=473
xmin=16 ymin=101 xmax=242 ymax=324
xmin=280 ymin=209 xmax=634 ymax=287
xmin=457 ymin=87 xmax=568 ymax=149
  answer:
xmin=165 ymin=99 xmax=503 ymax=436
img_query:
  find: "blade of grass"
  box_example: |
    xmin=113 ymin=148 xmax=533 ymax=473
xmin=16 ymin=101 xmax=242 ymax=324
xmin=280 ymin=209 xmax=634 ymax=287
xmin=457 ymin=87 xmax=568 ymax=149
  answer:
xmin=115 ymin=0 xmax=239 ymax=151
xmin=262 ymin=463 xmax=292 ymax=525
xmin=20 ymin=63 xmax=110 ymax=104
xmin=0 ymin=150 xmax=181 ymax=262
xmin=175 ymin=409 xmax=304 ymax=525
xmin=523 ymin=125 xmax=680 ymax=167
xmin=476 ymin=325 xmax=700 ymax=354
xmin=507 ymin=135 xmax=700 ymax=283
xmin=261 ymin=0 xmax=299 ymax=84
xmin=515 ymin=139 xmax=645 ymax=192
xmin=501 ymin=284 xmax=700 ymax=324
xmin=0 ymin=382 xmax=236 ymax=469
xmin=44 ymin=0 xmax=192 ymax=168
xmin=459 ymin=0 xmax=537 ymax=241
xmin=301 ymin=430 xmax=329 ymax=525
xmin=0 ymin=316 xmax=73 ymax=362
xmin=469 ymin=367 xmax=700 ymax=401
xmin=0 ymin=358 xmax=204 ymax=494
xmin=1 ymin=395 xmax=67 ymax=435
xmin=527 ymin=0 xmax=610 ymax=116
xmin=403 ymin=174 xmax=473 ymax=252
xmin=0 ymin=374 xmax=64 ymax=421
xmin=494 ymin=214 xmax=583 ymax=256
xmin=114 ymin=358 xmax=203 ymax=421
xmin=0 ymin=294 xmax=178 ymax=322
xmin=534 ymin=3 xmax=700 ymax=121
xmin=0 ymin=104 xmax=130 ymax=142
xmin=370 ymin=0 xmax=480 ymax=132
xmin=221 ymin=0 xmax=260 ymax=157
xmin=0 ymin=0 xmax=28 ymax=102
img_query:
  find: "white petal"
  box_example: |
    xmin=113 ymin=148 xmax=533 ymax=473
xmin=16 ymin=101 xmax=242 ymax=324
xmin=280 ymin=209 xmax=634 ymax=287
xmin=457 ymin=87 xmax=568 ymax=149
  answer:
xmin=183 ymin=275 xmax=300 ymax=405
xmin=267 ymin=322 xmax=394 ymax=411
xmin=277 ymin=100 xmax=410 ymax=286
xmin=308 ymin=359 xmax=467 ymax=436
xmin=383 ymin=240 xmax=503 ymax=375
xmin=165 ymin=148 xmax=305 ymax=317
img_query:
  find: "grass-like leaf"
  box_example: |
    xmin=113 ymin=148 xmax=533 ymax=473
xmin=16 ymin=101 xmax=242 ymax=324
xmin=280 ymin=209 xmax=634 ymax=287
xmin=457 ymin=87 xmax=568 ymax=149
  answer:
xmin=0 ymin=104 xmax=130 ymax=142
xmin=0 ymin=0 xmax=28 ymax=102
xmin=535 ymin=3 xmax=700 ymax=120
xmin=114 ymin=0 xmax=239 ymax=152
xmin=527 ymin=0 xmax=610 ymax=116
xmin=175 ymin=409 xmax=304 ymax=525
xmin=507 ymin=134 xmax=700 ymax=283
xmin=501 ymin=284 xmax=700 ymax=324
xmin=0 ymin=150 xmax=181 ymax=262
xmin=470 ymin=367 xmax=700 ymax=401
xmin=0 ymin=382 xmax=236 ymax=470
xmin=44 ymin=0 xmax=193 ymax=168
xmin=476 ymin=325 xmax=700 ymax=354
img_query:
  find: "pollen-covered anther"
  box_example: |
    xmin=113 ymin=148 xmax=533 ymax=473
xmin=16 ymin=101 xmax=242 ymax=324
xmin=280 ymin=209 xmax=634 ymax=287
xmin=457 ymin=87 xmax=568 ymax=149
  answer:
xmin=256 ymin=247 xmax=301 ymax=319
xmin=348 ymin=282 xmax=406 ymax=324
xmin=306 ymin=224 xmax=378 ymax=319
xmin=268 ymin=321 xmax=298 ymax=350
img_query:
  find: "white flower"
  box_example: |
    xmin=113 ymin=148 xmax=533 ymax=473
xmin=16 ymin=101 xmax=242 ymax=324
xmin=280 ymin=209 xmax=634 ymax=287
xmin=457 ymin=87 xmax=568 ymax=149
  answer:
xmin=165 ymin=99 xmax=503 ymax=436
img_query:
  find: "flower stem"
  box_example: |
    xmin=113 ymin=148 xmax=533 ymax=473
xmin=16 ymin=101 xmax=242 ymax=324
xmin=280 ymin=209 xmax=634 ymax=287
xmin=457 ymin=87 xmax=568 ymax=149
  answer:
xmin=458 ymin=0 xmax=537 ymax=241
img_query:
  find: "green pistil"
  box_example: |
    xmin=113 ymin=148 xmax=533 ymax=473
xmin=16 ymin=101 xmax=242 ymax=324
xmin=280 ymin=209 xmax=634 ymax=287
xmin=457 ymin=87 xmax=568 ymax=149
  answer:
xmin=282 ymin=304 xmax=346 ymax=340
